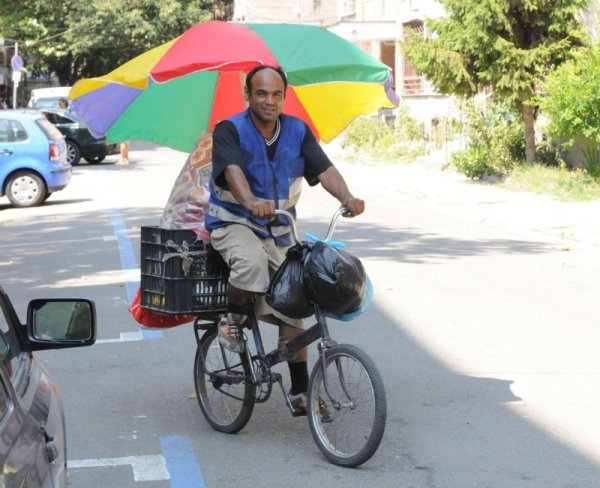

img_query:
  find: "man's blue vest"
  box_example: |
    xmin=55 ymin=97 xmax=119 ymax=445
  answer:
xmin=206 ymin=110 xmax=306 ymax=244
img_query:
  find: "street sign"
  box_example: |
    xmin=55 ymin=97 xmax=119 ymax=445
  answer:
xmin=11 ymin=54 xmax=23 ymax=72
xmin=12 ymin=71 xmax=22 ymax=83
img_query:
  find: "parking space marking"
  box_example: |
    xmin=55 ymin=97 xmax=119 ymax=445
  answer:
xmin=96 ymin=331 xmax=144 ymax=344
xmin=0 ymin=236 xmax=111 ymax=249
xmin=69 ymin=455 xmax=169 ymax=482
xmin=160 ymin=436 xmax=206 ymax=488
xmin=109 ymin=208 xmax=163 ymax=340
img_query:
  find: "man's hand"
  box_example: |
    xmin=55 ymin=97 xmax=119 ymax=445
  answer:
xmin=342 ymin=197 xmax=365 ymax=217
xmin=247 ymin=198 xmax=275 ymax=219
xmin=317 ymin=167 xmax=365 ymax=218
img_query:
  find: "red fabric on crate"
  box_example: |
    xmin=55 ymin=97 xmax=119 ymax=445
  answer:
xmin=129 ymin=288 xmax=195 ymax=329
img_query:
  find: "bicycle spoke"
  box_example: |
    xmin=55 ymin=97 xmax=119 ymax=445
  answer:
xmin=194 ymin=329 xmax=255 ymax=433
xmin=308 ymin=344 xmax=386 ymax=467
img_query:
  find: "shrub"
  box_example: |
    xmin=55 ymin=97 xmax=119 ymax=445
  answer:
xmin=451 ymin=99 xmax=524 ymax=179
xmin=451 ymin=146 xmax=496 ymax=179
xmin=540 ymin=45 xmax=600 ymax=179
xmin=341 ymin=107 xmax=428 ymax=161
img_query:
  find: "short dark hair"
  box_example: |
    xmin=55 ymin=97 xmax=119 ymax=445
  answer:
xmin=246 ymin=65 xmax=288 ymax=95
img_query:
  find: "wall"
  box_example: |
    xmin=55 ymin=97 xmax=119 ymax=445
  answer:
xmin=233 ymin=0 xmax=338 ymax=24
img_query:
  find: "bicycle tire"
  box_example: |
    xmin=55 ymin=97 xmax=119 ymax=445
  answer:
xmin=307 ymin=344 xmax=386 ymax=467
xmin=194 ymin=328 xmax=255 ymax=433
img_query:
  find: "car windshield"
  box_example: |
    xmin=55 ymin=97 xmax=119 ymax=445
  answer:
xmin=37 ymin=118 xmax=64 ymax=141
xmin=34 ymin=98 xmax=64 ymax=109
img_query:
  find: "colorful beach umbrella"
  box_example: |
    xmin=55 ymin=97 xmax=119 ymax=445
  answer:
xmin=70 ymin=21 xmax=399 ymax=153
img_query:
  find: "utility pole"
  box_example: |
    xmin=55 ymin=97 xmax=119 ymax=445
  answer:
xmin=12 ymin=42 xmax=19 ymax=109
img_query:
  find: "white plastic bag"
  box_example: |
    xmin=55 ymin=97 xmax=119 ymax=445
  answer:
xmin=160 ymin=132 xmax=213 ymax=241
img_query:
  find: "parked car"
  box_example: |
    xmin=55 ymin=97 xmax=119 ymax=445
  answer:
xmin=40 ymin=108 xmax=119 ymax=166
xmin=0 ymin=284 xmax=96 ymax=487
xmin=27 ymin=87 xmax=72 ymax=110
xmin=0 ymin=110 xmax=71 ymax=208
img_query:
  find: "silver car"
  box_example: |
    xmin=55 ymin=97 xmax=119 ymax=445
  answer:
xmin=0 ymin=284 xmax=95 ymax=487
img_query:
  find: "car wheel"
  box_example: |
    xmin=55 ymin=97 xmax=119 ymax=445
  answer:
xmin=66 ymin=141 xmax=81 ymax=166
xmin=84 ymin=155 xmax=106 ymax=164
xmin=6 ymin=171 xmax=47 ymax=208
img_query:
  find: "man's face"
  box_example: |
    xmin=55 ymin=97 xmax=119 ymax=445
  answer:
xmin=245 ymin=68 xmax=285 ymax=125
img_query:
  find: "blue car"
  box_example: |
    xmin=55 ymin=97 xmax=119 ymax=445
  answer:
xmin=0 ymin=110 xmax=71 ymax=208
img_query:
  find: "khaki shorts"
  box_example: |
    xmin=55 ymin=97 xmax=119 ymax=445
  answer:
xmin=210 ymin=224 xmax=305 ymax=329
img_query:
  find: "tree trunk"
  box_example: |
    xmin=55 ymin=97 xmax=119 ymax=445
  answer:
xmin=523 ymin=104 xmax=536 ymax=164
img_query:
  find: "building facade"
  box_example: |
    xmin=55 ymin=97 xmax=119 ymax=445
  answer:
xmin=233 ymin=0 xmax=456 ymax=134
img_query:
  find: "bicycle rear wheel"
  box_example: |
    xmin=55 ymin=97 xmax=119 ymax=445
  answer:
xmin=194 ymin=328 xmax=255 ymax=433
xmin=307 ymin=344 xmax=386 ymax=467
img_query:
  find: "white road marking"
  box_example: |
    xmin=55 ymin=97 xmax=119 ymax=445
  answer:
xmin=0 ymin=235 xmax=119 ymax=248
xmin=69 ymin=455 xmax=169 ymax=482
xmin=96 ymin=331 xmax=144 ymax=344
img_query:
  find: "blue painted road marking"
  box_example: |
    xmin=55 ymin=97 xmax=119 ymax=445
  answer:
xmin=109 ymin=208 xmax=163 ymax=339
xmin=161 ymin=436 xmax=206 ymax=488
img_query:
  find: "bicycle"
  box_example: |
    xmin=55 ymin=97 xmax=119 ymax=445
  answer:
xmin=192 ymin=208 xmax=387 ymax=468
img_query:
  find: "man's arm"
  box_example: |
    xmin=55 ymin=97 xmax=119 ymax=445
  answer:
xmin=224 ymin=165 xmax=275 ymax=219
xmin=317 ymin=166 xmax=365 ymax=217
xmin=213 ymin=121 xmax=274 ymax=219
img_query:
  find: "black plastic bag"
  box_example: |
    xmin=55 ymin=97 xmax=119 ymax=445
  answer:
xmin=304 ymin=242 xmax=366 ymax=316
xmin=266 ymin=244 xmax=314 ymax=319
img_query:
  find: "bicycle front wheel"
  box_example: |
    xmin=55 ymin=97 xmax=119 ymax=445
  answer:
xmin=194 ymin=328 xmax=255 ymax=434
xmin=307 ymin=344 xmax=386 ymax=467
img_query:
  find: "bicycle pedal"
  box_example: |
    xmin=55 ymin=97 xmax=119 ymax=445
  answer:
xmin=289 ymin=395 xmax=308 ymax=417
xmin=291 ymin=406 xmax=307 ymax=417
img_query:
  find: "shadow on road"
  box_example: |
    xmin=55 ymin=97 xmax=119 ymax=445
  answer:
xmin=2 ymin=207 xmax=598 ymax=487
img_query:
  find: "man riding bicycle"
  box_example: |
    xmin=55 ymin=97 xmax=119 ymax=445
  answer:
xmin=206 ymin=65 xmax=364 ymax=412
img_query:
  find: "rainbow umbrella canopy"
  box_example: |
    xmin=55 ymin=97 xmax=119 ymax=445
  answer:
xmin=70 ymin=21 xmax=399 ymax=153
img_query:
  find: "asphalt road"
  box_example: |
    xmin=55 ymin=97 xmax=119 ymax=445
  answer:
xmin=1 ymin=141 xmax=599 ymax=487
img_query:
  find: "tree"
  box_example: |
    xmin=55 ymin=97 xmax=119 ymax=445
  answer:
xmin=540 ymin=44 xmax=600 ymax=177
xmin=0 ymin=0 xmax=216 ymax=85
xmin=403 ymin=0 xmax=590 ymax=164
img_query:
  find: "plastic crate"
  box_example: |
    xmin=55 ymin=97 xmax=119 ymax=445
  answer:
xmin=140 ymin=226 xmax=229 ymax=314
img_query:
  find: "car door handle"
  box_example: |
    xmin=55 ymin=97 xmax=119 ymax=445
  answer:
xmin=0 ymin=149 xmax=12 ymax=156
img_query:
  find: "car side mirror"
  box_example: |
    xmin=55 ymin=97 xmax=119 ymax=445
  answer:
xmin=26 ymin=299 xmax=96 ymax=350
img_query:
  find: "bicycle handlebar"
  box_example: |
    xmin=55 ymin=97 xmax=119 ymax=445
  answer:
xmin=275 ymin=207 xmax=348 ymax=246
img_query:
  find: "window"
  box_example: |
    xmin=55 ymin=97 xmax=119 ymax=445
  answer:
xmin=0 ymin=119 xmax=9 ymax=143
xmin=11 ymin=120 xmax=28 ymax=141
xmin=54 ymin=114 xmax=75 ymax=125
xmin=43 ymin=112 xmax=73 ymax=125
xmin=0 ymin=119 xmax=28 ymax=143
xmin=0 ymin=119 xmax=28 ymax=142
xmin=342 ymin=0 xmax=356 ymax=15
xmin=402 ymin=20 xmax=425 ymax=94
xmin=43 ymin=112 xmax=59 ymax=124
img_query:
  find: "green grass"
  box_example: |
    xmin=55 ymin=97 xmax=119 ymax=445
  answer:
xmin=500 ymin=164 xmax=600 ymax=201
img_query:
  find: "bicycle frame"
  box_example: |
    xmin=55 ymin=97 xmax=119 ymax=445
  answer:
xmin=194 ymin=206 xmax=353 ymax=410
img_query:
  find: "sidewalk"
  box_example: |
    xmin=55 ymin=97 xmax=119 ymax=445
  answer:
xmin=325 ymin=143 xmax=600 ymax=249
